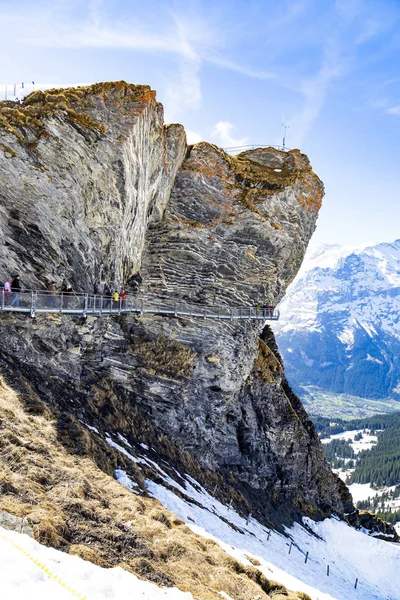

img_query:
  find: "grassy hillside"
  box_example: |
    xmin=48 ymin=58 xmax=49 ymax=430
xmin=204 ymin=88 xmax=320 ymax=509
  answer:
xmin=0 ymin=376 xmax=310 ymax=600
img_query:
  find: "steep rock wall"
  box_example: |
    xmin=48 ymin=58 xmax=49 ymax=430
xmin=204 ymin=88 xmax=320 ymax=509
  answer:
xmin=0 ymin=82 xmax=352 ymax=527
xmin=0 ymin=82 xmax=185 ymax=289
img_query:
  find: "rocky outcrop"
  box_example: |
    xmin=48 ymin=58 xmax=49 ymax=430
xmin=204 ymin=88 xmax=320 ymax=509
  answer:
xmin=0 ymin=82 xmax=185 ymax=289
xmin=0 ymin=82 xmax=352 ymax=528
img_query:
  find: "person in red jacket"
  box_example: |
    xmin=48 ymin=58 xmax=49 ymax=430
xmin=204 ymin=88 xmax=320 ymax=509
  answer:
xmin=119 ymin=288 xmax=127 ymax=309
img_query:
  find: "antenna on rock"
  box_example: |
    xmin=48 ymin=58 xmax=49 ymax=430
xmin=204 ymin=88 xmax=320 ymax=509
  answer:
xmin=282 ymin=115 xmax=290 ymax=151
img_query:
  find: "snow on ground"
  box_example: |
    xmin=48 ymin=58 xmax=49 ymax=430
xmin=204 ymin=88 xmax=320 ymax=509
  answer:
xmin=105 ymin=431 xmax=400 ymax=599
xmin=321 ymin=429 xmax=378 ymax=454
xmin=0 ymin=526 xmax=192 ymax=600
xmin=145 ymin=478 xmax=400 ymax=600
xmin=333 ymin=467 xmax=354 ymax=483
xmin=347 ymin=483 xmax=380 ymax=503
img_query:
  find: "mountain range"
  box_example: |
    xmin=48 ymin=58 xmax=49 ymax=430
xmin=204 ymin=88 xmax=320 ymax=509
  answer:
xmin=273 ymin=240 xmax=400 ymax=417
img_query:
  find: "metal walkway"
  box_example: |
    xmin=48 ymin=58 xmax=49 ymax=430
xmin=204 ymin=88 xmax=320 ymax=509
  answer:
xmin=0 ymin=290 xmax=279 ymax=321
xmin=222 ymin=144 xmax=291 ymax=154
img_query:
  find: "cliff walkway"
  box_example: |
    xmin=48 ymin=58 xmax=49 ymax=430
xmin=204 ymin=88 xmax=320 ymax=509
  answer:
xmin=222 ymin=144 xmax=290 ymax=154
xmin=0 ymin=290 xmax=279 ymax=321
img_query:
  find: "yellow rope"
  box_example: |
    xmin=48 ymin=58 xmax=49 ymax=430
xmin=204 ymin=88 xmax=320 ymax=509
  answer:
xmin=0 ymin=529 xmax=87 ymax=599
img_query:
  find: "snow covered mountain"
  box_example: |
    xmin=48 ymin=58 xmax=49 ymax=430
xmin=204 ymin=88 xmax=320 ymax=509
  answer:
xmin=273 ymin=240 xmax=400 ymax=415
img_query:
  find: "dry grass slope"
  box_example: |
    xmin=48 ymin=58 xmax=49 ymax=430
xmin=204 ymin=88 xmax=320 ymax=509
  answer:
xmin=0 ymin=377 xmax=310 ymax=600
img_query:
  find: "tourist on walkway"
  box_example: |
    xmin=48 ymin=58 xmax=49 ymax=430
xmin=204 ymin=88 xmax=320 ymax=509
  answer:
xmin=119 ymin=288 xmax=127 ymax=308
xmin=112 ymin=289 xmax=119 ymax=309
xmin=103 ymin=284 xmax=111 ymax=309
xmin=61 ymin=282 xmax=73 ymax=309
xmin=47 ymin=282 xmax=57 ymax=308
xmin=9 ymin=275 xmax=21 ymax=307
xmin=3 ymin=279 xmax=11 ymax=305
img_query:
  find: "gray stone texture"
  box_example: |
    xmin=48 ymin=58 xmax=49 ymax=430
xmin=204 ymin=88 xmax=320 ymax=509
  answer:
xmin=0 ymin=82 xmax=352 ymax=524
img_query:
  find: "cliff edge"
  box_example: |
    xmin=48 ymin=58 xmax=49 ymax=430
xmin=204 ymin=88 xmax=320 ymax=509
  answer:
xmin=0 ymin=82 xmax=354 ymax=541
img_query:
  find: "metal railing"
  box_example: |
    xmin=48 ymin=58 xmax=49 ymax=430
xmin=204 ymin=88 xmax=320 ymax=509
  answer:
xmin=0 ymin=289 xmax=279 ymax=321
xmin=222 ymin=144 xmax=291 ymax=154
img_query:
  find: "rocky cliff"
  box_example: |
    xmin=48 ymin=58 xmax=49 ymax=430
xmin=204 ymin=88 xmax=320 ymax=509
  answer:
xmin=0 ymin=82 xmax=353 ymax=538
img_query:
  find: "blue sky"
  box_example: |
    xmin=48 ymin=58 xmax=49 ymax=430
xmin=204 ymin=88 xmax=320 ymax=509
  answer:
xmin=1 ymin=0 xmax=400 ymax=246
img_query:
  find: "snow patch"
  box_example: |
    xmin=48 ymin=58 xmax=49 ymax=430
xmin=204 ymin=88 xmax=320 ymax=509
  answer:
xmin=115 ymin=469 xmax=140 ymax=494
xmin=0 ymin=526 xmax=192 ymax=600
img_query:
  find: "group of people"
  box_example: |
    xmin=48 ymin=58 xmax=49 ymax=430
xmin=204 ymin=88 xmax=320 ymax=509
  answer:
xmin=0 ymin=277 xmax=128 ymax=310
xmin=102 ymin=285 xmax=127 ymax=308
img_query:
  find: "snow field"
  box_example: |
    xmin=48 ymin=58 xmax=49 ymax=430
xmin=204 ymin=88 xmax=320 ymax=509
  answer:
xmin=105 ymin=433 xmax=400 ymax=600
xmin=321 ymin=429 xmax=378 ymax=454
xmin=145 ymin=477 xmax=400 ymax=600
xmin=0 ymin=526 xmax=192 ymax=600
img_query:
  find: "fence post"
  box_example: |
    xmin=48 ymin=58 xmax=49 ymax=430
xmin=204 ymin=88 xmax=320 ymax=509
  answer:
xmin=227 ymin=499 xmax=233 ymax=512
xmin=354 ymin=578 xmax=358 ymax=589
xmin=305 ymin=551 xmax=309 ymax=564
xmin=288 ymin=542 xmax=293 ymax=554
xmin=246 ymin=512 xmax=252 ymax=525
xmin=327 ymin=565 xmax=330 ymax=577
xmin=30 ymin=292 xmax=36 ymax=318
xmin=267 ymin=530 xmax=271 ymax=541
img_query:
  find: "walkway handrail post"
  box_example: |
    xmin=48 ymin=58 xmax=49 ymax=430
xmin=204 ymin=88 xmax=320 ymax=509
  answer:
xmin=60 ymin=293 xmax=64 ymax=314
xmin=1 ymin=288 xmax=4 ymax=311
xmin=175 ymin=303 xmax=178 ymax=317
xmin=83 ymin=293 xmax=88 ymax=317
xmin=140 ymin=298 xmax=144 ymax=314
xmin=30 ymin=291 xmax=36 ymax=318
xmin=118 ymin=297 xmax=121 ymax=315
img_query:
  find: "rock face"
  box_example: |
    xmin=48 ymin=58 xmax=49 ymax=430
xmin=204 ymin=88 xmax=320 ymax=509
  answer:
xmin=0 ymin=82 xmax=352 ymax=526
xmin=0 ymin=82 xmax=186 ymax=289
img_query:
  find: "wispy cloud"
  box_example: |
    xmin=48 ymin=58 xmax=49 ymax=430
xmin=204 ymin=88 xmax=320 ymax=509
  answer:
xmin=290 ymin=0 xmax=398 ymax=145
xmin=0 ymin=0 xmax=275 ymax=119
xmin=211 ymin=121 xmax=248 ymax=148
xmin=386 ymin=106 xmax=400 ymax=115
